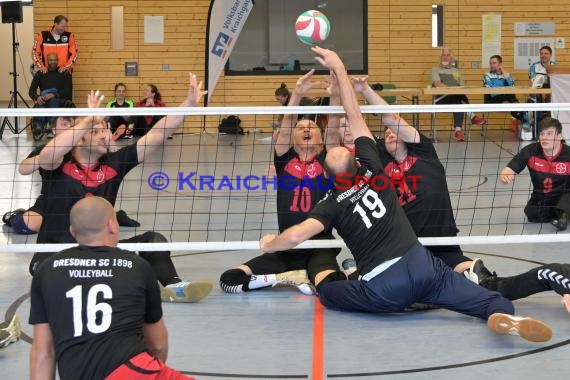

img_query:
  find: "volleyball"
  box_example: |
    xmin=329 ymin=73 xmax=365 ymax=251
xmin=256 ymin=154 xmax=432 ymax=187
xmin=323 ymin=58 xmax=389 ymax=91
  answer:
xmin=295 ymin=10 xmax=330 ymax=46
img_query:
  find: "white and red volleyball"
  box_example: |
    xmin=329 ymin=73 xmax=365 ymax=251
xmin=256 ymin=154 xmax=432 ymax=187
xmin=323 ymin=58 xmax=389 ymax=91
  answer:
xmin=295 ymin=10 xmax=330 ymax=46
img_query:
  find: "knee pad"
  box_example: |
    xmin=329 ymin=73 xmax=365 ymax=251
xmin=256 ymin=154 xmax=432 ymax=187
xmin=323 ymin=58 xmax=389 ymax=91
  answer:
xmin=315 ymin=271 xmax=346 ymax=293
xmin=219 ymin=268 xmax=248 ymax=293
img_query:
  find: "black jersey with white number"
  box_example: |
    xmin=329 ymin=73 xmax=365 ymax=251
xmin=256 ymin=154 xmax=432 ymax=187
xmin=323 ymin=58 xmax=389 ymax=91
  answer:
xmin=375 ymin=134 xmax=459 ymax=238
xmin=275 ymin=147 xmax=332 ymax=238
xmin=29 ymin=245 xmax=162 ymax=380
xmin=37 ymin=144 xmax=139 ymax=243
xmin=507 ymin=142 xmax=570 ymax=203
xmin=310 ymin=137 xmax=418 ymax=276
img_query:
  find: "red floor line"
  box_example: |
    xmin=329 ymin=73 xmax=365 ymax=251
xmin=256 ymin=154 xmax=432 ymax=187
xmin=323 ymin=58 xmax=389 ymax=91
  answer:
xmin=311 ymin=298 xmax=325 ymax=380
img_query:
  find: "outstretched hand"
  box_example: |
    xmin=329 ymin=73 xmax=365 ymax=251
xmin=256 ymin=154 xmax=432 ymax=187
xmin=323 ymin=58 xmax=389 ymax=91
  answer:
xmin=325 ymin=71 xmax=340 ymax=97
xmin=187 ymin=72 xmax=207 ymax=107
xmin=351 ymin=77 xmax=370 ymax=93
xmin=87 ymin=90 xmax=105 ymax=108
xmin=312 ymin=46 xmax=344 ymax=71
xmin=294 ymin=69 xmax=320 ymax=96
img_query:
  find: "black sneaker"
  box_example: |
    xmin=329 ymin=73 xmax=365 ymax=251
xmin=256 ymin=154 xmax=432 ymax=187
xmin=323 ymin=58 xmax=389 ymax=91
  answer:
xmin=116 ymin=210 xmax=140 ymax=227
xmin=32 ymin=121 xmax=43 ymax=141
xmin=465 ymin=258 xmax=495 ymax=285
xmin=2 ymin=209 xmax=25 ymax=226
xmin=341 ymin=258 xmax=357 ymax=279
xmin=551 ymin=212 xmax=568 ymax=231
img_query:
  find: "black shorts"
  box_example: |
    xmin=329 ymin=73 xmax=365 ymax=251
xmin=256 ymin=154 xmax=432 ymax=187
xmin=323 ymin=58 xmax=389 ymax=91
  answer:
xmin=28 ymin=195 xmax=45 ymax=215
xmin=244 ymin=248 xmax=341 ymax=283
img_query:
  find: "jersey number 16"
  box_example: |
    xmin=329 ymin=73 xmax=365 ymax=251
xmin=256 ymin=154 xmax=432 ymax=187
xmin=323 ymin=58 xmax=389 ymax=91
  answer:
xmin=66 ymin=284 xmax=113 ymax=337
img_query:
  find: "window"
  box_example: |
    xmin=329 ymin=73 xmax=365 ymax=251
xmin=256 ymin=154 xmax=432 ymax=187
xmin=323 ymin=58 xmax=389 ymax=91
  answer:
xmin=227 ymin=0 xmax=367 ymax=75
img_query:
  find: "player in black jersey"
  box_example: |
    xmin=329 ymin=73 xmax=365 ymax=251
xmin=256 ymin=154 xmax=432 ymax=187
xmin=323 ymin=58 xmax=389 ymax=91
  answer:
xmin=501 ymin=117 xmax=570 ymax=231
xmin=2 ymin=116 xmax=140 ymax=234
xmin=30 ymin=197 xmax=193 ymax=380
xmin=220 ymin=70 xmax=346 ymax=295
xmin=341 ymin=80 xmax=570 ymax=314
xmin=31 ymin=75 xmax=212 ymax=303
xmin=261 ymin=47 xmax=552 ymax=343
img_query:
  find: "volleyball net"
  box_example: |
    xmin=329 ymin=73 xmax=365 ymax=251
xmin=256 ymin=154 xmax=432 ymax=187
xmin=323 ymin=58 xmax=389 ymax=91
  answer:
xmin=0 ymin=101 xmax=569 ymax=252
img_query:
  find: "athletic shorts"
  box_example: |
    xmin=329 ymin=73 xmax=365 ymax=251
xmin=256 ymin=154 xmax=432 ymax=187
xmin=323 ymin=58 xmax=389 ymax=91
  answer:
xmin=106 ymin=352 xmax=193 ymax=380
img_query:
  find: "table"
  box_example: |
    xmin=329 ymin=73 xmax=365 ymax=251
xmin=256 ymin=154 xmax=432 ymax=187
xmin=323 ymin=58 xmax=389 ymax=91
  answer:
xmin=422 ymin=86 xmax=552 ymax=138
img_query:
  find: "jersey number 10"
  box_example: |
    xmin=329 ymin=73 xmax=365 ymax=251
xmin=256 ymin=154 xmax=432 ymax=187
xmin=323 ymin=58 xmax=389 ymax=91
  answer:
xmin=66 ymin=284 xmax=113 ymax=337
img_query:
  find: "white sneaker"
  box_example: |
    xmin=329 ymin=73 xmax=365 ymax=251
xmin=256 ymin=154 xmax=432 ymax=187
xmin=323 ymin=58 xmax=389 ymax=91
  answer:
xmin=487 ymin=313 xmax=552 ymax=342
xmin=161 ymin=280 xmax=213 ymax=303
xmin=274 ymin=270 xmax=315 ymax=295
xmin=0 ymin=315 xmax=21 ymax=348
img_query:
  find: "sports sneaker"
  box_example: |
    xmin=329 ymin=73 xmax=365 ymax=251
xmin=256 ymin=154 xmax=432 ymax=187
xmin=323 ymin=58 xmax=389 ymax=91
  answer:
xmin=551 ymin=212 xmax=568 ymax=231
xmin=471 ymin=115 xmax=487 ymax=125
xmin=274 ymin=269 xmax=315 ymax=295
xmin=116 ymin=210 xmax=140 ymax=227
xmin=161 ymin=280 xmax=213 ymax=303
xmin=487 ymin=313 xmax=552 ymax=342
xmin=454 ymin=129 xmax=465 ymax=142
xmin=464 ymin=258 xmax=494 ymax=285
xmin=0 ymin=314 xmax=21 ymax=348
xmin=521 ymin=122 xmax=532 ymax=131
xmin=2 ymin=208 xmax=25 ymax=226
xmin=341 ymin=258 xmax=357 ymax=278
xmin=46 ymin=129 xmax=54 ymax=139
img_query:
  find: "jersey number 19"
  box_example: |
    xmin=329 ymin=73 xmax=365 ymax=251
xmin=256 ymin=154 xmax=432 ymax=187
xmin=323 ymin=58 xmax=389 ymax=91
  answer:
xmin=352 ymin=189 xmax=386 ymax=229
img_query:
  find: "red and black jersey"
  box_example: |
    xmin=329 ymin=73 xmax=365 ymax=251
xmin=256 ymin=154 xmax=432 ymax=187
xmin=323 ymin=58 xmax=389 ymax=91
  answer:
xmin=33 ymin=29 xmax=78 ymax=72
xmin=37 ymin=145 xmax=139 ymax=243
xmin=310 ymin=137 xmax=418 ymax=276
xmin=29 ymin=246 xmax=162 ymax=380
xmin=507 ymin=142 xmax=570 ymax=204
xmin=375 ymin=134 xmax=459 ymax=238
xmin=274 ymin=147 xmax=332 ymax=238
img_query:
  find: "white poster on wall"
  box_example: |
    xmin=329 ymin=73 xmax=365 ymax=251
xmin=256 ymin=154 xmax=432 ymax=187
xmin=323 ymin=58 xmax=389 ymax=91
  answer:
xmin=514 ymin=37 xmax=555 ymax=70
xmin=482 ymin=14 xmax=501 ymax=67
xmin=144 ymin=16 xmax=164 ymax=44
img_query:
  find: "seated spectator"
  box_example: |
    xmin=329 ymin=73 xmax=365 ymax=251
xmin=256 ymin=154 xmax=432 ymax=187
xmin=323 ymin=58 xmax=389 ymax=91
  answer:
xmin=28 ymin=53 xmax=72 ymax=138
xmin=130 ymin=84 xmax=166 ymax=137
xmin=483 ymin=54 xmax=530 ymax=131
xmin=106 ymin=83 xmax=135 ymax=140
xmin=529 ymin=45 xmax=555 ymax=128
xmin=431 ymin=47 xmax=486 ymax=141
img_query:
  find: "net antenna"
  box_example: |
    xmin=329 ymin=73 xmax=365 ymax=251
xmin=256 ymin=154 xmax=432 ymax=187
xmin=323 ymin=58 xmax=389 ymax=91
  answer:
xmin=0 ymin=0 xmax=32 ymax=140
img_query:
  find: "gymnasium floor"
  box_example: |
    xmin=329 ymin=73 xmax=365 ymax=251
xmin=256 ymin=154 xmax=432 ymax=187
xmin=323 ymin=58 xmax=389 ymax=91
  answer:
xmin=0 ymin=122 xmax=569 ymax=379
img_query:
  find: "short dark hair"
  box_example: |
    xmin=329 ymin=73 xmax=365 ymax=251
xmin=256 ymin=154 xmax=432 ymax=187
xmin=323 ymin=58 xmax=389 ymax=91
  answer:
xmin=490 ymin=54 xmax=502 ymax=63
xmin=54 ymin=15 xmax=68 ymax=24
xmin=539 ymin=117 xmax=562 ymax=134
xmin=274 ymin=83 xmax=290 ymax=97
xmin=540 ymin=45 xmax=553 ymax=55
xmin=114 ymin=82 xmax=127 ymax=91
xmin=50 ymin=116 xmax=74 ymax=128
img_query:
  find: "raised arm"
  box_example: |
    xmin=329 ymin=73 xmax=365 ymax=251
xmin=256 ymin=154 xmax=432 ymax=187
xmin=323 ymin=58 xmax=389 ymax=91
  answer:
xmin=274 ymin=69 xmax=321 ymax=156
xmin=323 ymin=71 xmax=341 ymax=151
xmin=313 ymin=47 xmax=372 ymax=141
xmin=19 ymin=155 xmax=41 ymax=176
xmin=136 ymin=72 xmax=206 ymax=163
xmin=39 ymin=91 xmax=105 ymax=170
xmin=352 ymin=77 xmax=419 ymax=143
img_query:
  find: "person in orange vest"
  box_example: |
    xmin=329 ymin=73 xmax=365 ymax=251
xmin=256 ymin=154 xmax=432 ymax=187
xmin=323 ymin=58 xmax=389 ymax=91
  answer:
xmin=32 ymin=15 xmax=78 ymax=74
